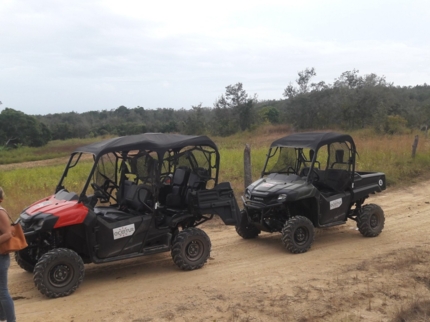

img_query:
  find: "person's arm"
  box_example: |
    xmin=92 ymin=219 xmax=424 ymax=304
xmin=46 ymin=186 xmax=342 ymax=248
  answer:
xmin=0 ymin=210 xmax=12 ymax=245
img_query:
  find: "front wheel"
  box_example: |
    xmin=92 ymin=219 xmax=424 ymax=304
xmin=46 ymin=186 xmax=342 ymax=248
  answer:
xmin=357 ymin=204 xmax=385 ymax=237
xmin=33 ymin=248 xmax=85 ymax=298
xmin=171 ymin=228 xmax=211 ymax=271
xmin=281 ymin=216 xmax=315 ymax=254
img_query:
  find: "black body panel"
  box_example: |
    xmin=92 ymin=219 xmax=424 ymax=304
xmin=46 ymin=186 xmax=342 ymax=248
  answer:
xmin=191 ymin=182 xmax=240 ymax=225
xmin=318 ymin=192 xmax=351 ymax=225
xmin=353 ymin=172 xmax=386 ymax=200
xmin=243 ymin=131 xmax=386 ymax=232
xmin=92 ymin=207 xmax=170 ymax=260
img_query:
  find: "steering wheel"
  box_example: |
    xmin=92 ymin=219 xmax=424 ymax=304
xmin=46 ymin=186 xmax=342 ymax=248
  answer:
xmin=91 ymin=182 xmax=111 ymax=203
xmin=99 ymin=174 xmax=119 ymax=190
xmin=101 ymin=177 xmax=119 ymax=200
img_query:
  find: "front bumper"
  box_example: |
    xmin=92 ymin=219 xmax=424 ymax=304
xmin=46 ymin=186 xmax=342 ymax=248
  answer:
xmin=242 ymin=196 xmax=284 ymax=210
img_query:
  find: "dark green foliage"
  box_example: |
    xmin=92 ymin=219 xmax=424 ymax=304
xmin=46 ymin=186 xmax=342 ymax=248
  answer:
xmin=183 ymin=104 xmax=207 ymax=135
xmin=114 ymin=122 xmax=147 ymax=136
xmin=3 ymin=72 xmax=430 ymax=147
xmin=211 ymin=105 xmax=237 ymax=136
xmin=383 ymin=115 xmax=409 ymax=134
xmin=281 ymin=68 xmax=430 ymax=131
xmin=212 ymin=82 xmax=257 ymax=135
xmin=0 ymin=108 xmax=51 ymax=147
xmin=259 ymin=106 xmax=280 ymax=124
xmin=35 ymin=107 xmax=187 ymax=143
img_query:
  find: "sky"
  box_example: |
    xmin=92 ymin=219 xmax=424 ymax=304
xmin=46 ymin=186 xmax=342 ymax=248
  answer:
xmin=1 ymin=0 xmax=429 ymax=116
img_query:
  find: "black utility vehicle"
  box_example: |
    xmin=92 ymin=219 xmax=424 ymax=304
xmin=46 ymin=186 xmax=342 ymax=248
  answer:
xmin=16 ymin=133 xmax=239 ymax=298
xmin=237 ymin=132 xmax=386 ymax=253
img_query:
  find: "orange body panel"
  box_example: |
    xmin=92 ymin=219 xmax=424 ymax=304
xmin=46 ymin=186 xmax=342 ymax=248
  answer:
xmin=25 ymin=194 xmax=89 ymax=228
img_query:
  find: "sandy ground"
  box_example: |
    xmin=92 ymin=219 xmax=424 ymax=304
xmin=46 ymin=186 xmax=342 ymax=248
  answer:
xmin=9 ymin=180 xmax=430 ymax=322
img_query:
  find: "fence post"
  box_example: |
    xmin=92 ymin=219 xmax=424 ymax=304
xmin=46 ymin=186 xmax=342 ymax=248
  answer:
xmin=412 ymin=135 xmax=419 ymax=158
xmin=244 ymin=144 xmax=252 ymax=189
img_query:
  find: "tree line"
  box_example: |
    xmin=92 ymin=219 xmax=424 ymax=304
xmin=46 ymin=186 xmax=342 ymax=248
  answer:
xmin=1 ymin=68 xmax=430 ymax=147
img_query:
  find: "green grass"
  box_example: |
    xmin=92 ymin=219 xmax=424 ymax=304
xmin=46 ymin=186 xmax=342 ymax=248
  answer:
xmin=0 ymin=160 xmax=93 ymax=218
xmin=0 ymin=137 xmax=104 ymax=164
xmin=0 ymin=165 xmax=65 ymax=217
xmin=218 ymin=146 xmax=268 ymax=193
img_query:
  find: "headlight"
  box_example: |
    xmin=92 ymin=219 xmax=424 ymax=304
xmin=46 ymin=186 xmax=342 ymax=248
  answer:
xmin=34 ymin=219 xmax=45 ymax=229
xmin=20 ymin=213 xmax=59 ymax=232
xmin=20 ymin=213 xmax=30 ymax=221
xmin=245 ymin=189 xmax=251 ymax=200
xmin=278 ymin=193 xmax=287 ymax=200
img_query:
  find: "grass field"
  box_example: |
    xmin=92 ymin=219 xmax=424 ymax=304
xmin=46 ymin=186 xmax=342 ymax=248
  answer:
xmin=1 ymin=126 xmax=429 ymax=218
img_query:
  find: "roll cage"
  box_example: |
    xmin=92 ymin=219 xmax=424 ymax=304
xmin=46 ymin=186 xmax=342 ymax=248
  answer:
xmin=261 ymin=132 xmax=356 ymax=184
xmin=55 ymin=133 xmax=220 ymax=208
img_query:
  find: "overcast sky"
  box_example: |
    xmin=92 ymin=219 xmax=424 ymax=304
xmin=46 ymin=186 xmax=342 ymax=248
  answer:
xmin=1 ymin=0 xmax=429 ymax=115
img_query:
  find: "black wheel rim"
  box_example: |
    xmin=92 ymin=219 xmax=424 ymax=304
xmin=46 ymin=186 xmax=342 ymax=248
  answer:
xmin=185 ymin=240 xmax=204 ymax=262
xmin=294 ymin=227 xmax=309 ymax=246
xmin=49 ymin=263 xmax=74 ymax=288
xmin=369 ymin=214 xmax=379 ymax=228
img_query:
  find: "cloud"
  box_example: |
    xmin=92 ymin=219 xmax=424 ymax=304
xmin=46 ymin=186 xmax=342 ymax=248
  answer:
xmin=1 ymin=0 xmax=429 ymax=114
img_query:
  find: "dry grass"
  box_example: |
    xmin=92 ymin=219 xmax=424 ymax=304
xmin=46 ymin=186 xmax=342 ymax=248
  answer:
xmin=1 ymin=127 xmax=430 ymax=219
xmin=217 ymin=127 xmax=430 ymax=196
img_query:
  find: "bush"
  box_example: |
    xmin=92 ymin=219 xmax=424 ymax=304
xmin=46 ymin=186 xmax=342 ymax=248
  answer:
xmin=383 ymin=115 xmax=409 ymax=134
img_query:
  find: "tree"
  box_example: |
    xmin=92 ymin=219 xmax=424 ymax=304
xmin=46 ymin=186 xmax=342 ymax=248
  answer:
xmin=258 ymin=106 xmax=280 ymax=124
xmin=296 ymin=67 xmax=316 ymax=94
xmin=160 ymin=120 xmax=178 ymax=133
xmin=283 ymin=83 xmax=297 ymax=99
xmin=283 ymin=67 xmax=318 ymax=98
xmin=225 ymin=83 xmax=249 ymax=106
xmin=334 ymin=69 xmax=361 ymax=89
xmin=211 ymin=99 xmax=236 ymax=136
xmin=0 ymin=108 xmax=51 ymax=147
xmin=184 ymin=104 xmax=206 ymax=135
xmin=51 ymin=122 xmax=73 ymax=140
xmin=212 ymin=83 xmax=256 ymax=134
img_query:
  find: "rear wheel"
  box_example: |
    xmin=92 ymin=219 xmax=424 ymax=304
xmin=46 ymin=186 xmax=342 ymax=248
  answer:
xmin=281 ymin=216 xmax=315 ymax=254
xmin=357 ymin=204 xmax=385 ymax=237
xmin=171 ymin=228 xmax=211 ymax=271
xmin=33 ymin=248 xmax=85 ymax=298
xmin=235 ymin=210 xmax=261 ymax=239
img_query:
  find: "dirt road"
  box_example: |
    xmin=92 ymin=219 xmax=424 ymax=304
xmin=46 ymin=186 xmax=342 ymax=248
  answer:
xmin=10 ymin=180 xmax=430 ymax=322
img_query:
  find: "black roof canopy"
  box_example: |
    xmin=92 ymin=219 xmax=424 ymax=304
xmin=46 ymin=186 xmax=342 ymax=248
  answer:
xmin=74 ymin=133 xmax=218 ymax=157
xmin=270 ymin=132 xmax=356 ymax=151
